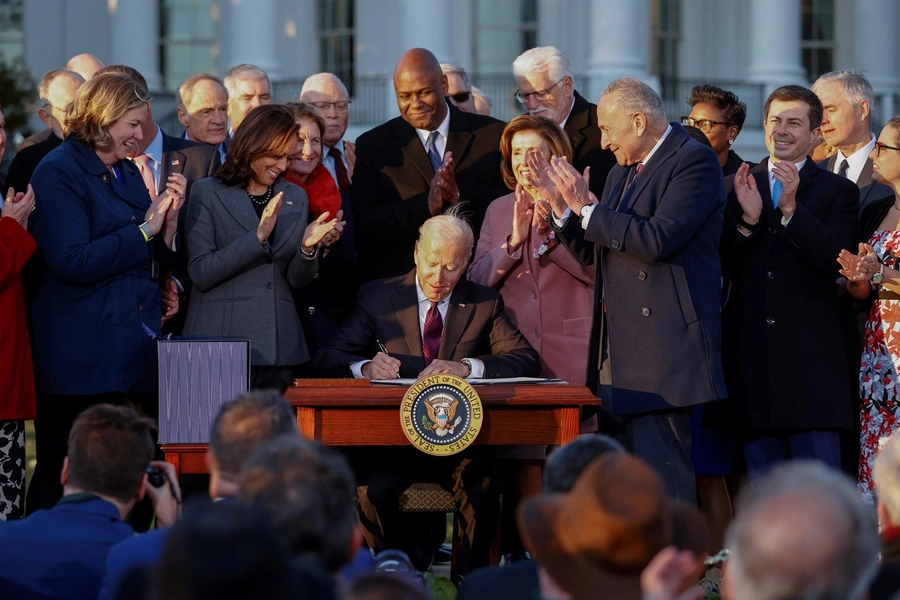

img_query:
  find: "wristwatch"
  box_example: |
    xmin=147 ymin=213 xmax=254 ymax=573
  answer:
xmin=873 ymin=264 xmax=884 ymax=284
xmin=579 ymin=204 xmax=593 ymax=220
xmin=138 ymin=221 xmax=154 ymax=242
xmin=461 ymin=358 xmax=473 ymax=377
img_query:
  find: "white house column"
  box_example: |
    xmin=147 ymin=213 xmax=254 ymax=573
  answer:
xmin=405 ymin=0 xmax=456 ymax=64
xmin=110 ymin=0 xmax=162 ymax=91
xmin=854 ymin=0 xmax=899 ymax=123
xmin=585 ymin=0 xmax=652 ymax=101
xmin=745 ymin=0 xmax=805 ymax=95
xmin=228 ymin=0 xmax=281 ymax=78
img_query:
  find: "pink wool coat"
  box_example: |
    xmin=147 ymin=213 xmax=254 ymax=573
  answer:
xmin=468 ymin=192 xmax=594 ymax=385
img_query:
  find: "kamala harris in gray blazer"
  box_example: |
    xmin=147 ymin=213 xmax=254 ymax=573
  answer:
xmin=183 ymin=176 xmax=318 ymax=368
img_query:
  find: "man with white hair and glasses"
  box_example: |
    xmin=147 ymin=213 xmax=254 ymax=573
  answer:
xmin=512 ymin=46 xmax=616 ymax=199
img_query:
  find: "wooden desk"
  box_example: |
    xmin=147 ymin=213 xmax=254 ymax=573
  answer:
xmin=162 ymin=380 xmax=598 ymax=475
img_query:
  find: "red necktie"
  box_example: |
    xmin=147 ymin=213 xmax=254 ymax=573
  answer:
xmin=627 ymin=163 xmax=644 ymax=189
xmin=133 ymin=154 xmax=156 ymax=200
xmin=328 ymin=147 xmax=351 ymax=194
xmin=422 ymin=302 xmax=443 ymax=366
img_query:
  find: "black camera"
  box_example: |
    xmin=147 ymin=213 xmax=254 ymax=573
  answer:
xmin=146 ymin=466 xmax=167 ymax=488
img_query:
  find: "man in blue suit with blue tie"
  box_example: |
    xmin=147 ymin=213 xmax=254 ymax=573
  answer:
xmin=0 ymin=405 xmax=179 ymax=600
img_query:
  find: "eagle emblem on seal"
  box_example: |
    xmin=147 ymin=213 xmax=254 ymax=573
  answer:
xmin=423 ymin=393 xmax=462 ymax=437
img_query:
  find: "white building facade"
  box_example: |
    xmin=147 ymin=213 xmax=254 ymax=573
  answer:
xmin=8 ymin=0 xmax=900 ymax=158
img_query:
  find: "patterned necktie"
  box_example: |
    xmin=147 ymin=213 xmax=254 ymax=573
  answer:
xmin=772 ymin=178 xmax=782 ymax=207
xmin=627 ymin=163 xmax=645 ymax=189
xmin=133 ymin=154 xmax=156 ymax=200
xmin=328 ymin=146 xmax=351 ymax=194
xmin=422 ymin=302 xmax=443 ymax=366
xmin=426 ymin=131 xmax=442 ymax=172
xmin=837 ymin=158 xmax=850 ymax=179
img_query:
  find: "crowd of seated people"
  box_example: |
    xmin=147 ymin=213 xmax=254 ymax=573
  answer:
xmin=1 ymin=42 xmax=899 ymax=599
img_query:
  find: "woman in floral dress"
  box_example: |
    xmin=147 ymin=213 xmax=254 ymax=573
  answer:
xmin=838 ymin=117 xmax=900 ymax=503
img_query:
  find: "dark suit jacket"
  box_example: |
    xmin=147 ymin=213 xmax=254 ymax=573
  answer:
xmin=159 ymin=131 xmax=217 ymax=333
xmin=565 ymin=91 xmax=617 ymax=201
xmin=312 ymin=271 xmax=540 ymax=379
xmin=0 ymin=497 xmax=134 ymax=600
xmin=5 ymin=133 xmax=63 ymax=193
xmin=819 ymin=154 xmax=891 ymax=215
xmin=716 ymin=159 xmax=858 ymax=431
xmin=458 ymin=561 xmax=539 ymax=600
xmin=351 ymin=104 xmax=506 ymax=281
xmin=556 ymin=123 xmax=727 ymax=416
xmin=183 ymin=177 xmax=318 ymax=367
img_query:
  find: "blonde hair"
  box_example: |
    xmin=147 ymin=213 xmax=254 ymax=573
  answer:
xmin=66 ymin=72 xmax=150 ymax=149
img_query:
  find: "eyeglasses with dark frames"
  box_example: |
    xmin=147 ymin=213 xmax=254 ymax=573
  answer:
xmin=447 ymin=91 xmax=472 ymax=104
xmin=515 ymin=79 xmax=564 ymax=104
xmin=681 ymin=116 xmax=732 ymax=134
xmin=874 ymin=141 xmax=900 ymax=157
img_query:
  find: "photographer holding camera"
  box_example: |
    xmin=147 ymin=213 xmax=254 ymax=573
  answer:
xmin=0 ymin=404 xmax=181 ymax=600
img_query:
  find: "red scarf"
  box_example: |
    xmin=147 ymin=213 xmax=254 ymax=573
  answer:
xmin=285 ymin=164 xmax=342 ymax=218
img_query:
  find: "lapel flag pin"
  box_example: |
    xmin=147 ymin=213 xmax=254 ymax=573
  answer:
xmin=459 ymin=303 xmax=466 ymax=307
xmin=286 ymin=201 xmax=293 ymax=205
xmin=171 ymin=158 xmax=180 ymax=166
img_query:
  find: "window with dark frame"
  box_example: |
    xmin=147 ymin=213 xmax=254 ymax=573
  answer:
xmin=318 ymin=0 xmax=355 ymax=96
xmin=159 ymin=0 xmax=217 ymax=92
xmin=801 ymin=0 xmax=835 ymax=81
xmin=651 ymin=0 xmax=681 ymax=103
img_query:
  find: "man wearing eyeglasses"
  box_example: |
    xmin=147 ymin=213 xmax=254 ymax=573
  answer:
xmin=512 ymin=46 xmax=616 ymax=200
xmin=5 ymin=69 xmax=85 ymax=194
xmin=351 ymin=48 xmax=506 ymax=281
xmin=301 ymin=73 xmax=356 ymax=194
xmin=441 ymin=63 xmax=477 ymax=113
xmin=812 ymin=71 xmax=892 ymax=214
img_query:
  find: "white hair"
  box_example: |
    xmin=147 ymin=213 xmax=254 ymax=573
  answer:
xmin=512 ymin=46 xmax=574 ymax=88
xmin=726 ymin=461 xmax=879 ymax=600
xmin=224 ymin=64 xmax=270 ymax=97
xmin=440 ymin=63 xmax=470 ymax=88
xmin=418 ymin=205 xmax=474 ymax=262
xmin=875 ymin=433 xmax=900 ymax=523
xmin=601 ymin=77 xmax=665 ymax=121
xmin=300 ymin=72 xmax=349 ymax=99
xmin=812 ymin=70 xmax=874 ymax=111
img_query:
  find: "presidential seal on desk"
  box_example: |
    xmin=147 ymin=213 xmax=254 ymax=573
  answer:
xmin=400 ymin=374 xmax=483 ymax=456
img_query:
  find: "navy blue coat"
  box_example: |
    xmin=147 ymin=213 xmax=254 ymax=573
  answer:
xmin=29 ymin=137 xmax=171 ymax=395
xmin=714 ymin=159 xmax=858 ymax=430
xmin=0 ymin=497 xmax=133 ymax=600
xmin=557 ymin=123 xmax=728 ymax=415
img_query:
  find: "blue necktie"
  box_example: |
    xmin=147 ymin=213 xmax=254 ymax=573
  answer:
xmin=772 ymin=179 xmax=782 ymax=208
xmin=426 ymin=131 xmax=442 ymax=172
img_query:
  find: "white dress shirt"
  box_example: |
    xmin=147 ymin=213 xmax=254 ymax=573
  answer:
xmin=415 ymin=108 xmax=451 ymax=159
xmin=134 ymin=126 xmax=163 ymax=192
xmin=350 ymin=276 xmax=485 ymax=379
xmin=832 ymin=134 xmax=876 ymax=184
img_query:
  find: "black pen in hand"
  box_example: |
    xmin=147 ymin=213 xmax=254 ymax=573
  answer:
xmin=376 ymin=339 xmax=400 ymax=379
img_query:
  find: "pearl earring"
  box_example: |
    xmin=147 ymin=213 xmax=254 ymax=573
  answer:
xmin=728 ymin=139 xmax=734 ymax=146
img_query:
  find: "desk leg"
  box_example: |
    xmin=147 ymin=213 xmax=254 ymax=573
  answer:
xmin=297 ymin=407 xmax=317 ymax=439
xmin=164 ymin=451 xmax=182 ymax=477
xmin=558 ymin=407 xmax=580 ymax=444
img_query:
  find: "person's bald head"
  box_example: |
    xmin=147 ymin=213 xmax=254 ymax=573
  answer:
xmin=300 ymin=73 xmax=350 ymax=147
xmin=393 ymin=48 xmax=448 ymax=131
xmin=65 ymin=54 xmax=106 ymax=81
xmin=38 ymin=69 xmax=85 ymax=139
